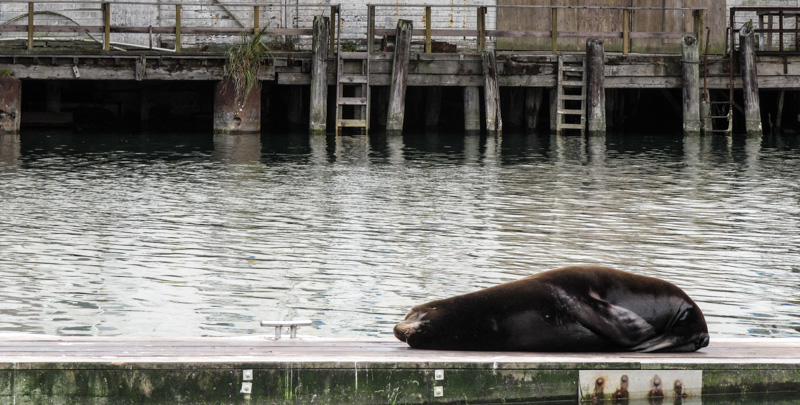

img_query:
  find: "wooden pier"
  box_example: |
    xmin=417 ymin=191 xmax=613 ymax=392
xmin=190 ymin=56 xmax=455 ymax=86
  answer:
xmin=0 ymin=334 xmax=798 ymax=403
xmin=5 ymin=2 xmax=798 ymax=136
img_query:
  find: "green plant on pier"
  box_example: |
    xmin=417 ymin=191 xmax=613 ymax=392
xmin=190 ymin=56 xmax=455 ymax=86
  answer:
xmin=342 ymin=41 xmax=357 ymax=52
xmin=0 ymin=68 xmax=12 ymax=77
xmin=224 ymin=27 xmax=272 ymax=104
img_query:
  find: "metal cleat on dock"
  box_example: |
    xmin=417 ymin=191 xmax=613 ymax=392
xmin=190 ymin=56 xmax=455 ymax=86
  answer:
xmin=260 ymin=320 xmax=313 ymax=340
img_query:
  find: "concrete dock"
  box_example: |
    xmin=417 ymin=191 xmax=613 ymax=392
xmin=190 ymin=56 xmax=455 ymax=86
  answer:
xmin=0 ymin=335 xmax=798 ymax=403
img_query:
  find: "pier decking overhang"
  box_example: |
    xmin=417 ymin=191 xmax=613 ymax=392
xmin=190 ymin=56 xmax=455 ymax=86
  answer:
xmin=4 ymin=50 xmax=800 ymax=90
xmin=1 ymin=335 xmax=798 ymax=403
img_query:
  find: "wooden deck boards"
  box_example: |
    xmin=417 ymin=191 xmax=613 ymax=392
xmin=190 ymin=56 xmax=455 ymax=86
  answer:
xmin=0 ymin=335 xmax=798 ymax=366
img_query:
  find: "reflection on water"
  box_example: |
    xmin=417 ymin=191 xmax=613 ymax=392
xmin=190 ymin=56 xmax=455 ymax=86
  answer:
xmin=0 ymin=131 xmax=798 ymax=338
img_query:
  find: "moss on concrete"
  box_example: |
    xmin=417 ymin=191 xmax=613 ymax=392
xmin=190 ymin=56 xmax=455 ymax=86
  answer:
xmin=703 ymin=369 xmax=800 ymax=396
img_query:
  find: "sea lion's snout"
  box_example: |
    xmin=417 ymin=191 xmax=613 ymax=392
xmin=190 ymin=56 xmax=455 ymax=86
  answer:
xmin=393 ymin=311 xmax=428 ymax=343
xmin=697 ymin=333 xmax=710 ymax=350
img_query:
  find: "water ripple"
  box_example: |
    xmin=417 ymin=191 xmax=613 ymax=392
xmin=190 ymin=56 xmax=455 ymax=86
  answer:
xmin=0 ymin=132 xmax=798 ymax=338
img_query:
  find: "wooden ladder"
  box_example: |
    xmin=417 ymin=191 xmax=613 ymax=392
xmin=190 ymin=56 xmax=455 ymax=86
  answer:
xmin=556 ymin=54 xmax=587 ymax=136
xmin=335 ymin=50 xmax=370 ymax=135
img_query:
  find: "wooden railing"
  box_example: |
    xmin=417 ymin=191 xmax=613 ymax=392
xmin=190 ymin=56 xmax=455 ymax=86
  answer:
xmin=730 ymin=7 xmax=800 ymax=55
xmin=0 ymin=1 xmax=339 ymax=53
xmin=367 ymin=4 xmax=706 ymax=55
xmin=1 ymin=2 xmax=707 ymax=55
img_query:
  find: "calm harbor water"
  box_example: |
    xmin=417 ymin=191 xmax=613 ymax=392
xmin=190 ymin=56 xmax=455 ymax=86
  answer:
xmin=0 ymin=130 xmax=798 ymax=339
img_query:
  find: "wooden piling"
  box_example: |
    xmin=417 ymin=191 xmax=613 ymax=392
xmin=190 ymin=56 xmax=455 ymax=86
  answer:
xmin=682 ymin=35 xmax=701 ymax=136
xmin=586 ymin=38 xmax=606 ymax=135
xmin=288 ymin=86 xmax=303 ymax=128
xmin=310 ymin=16 xmax=329 ymax=135
xmin=387 ymin=20 xmax=413 ymax=133
xmin=425 ymin=87 xmax=442 ymax=131
xmin=482 ymin=50 xmax=502 ymax=134
xmin=27 ymin=2 xmax=34 ymax=51
xmin=213 ymin=79 xmax=261 ymax=135
xmin=739 ymin=23 xmax=762 ymax=137
xmin=0 ymin=77 xmax=22 ymax=134
xmin=525 ymin=88 xmax=543 ymax=131
xmin=775 ymin=89 xmax=785 ymax=134
xmin=464 ymin=87 xmax=480 ymax=134
xmin=103 ymin=3 xmax=111 ymax=51
xmin=550 ymin=88 xmax=558 ymax=133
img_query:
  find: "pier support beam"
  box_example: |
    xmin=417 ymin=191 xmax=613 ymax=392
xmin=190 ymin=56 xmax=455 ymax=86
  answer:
xmin=309 ymin=16 xmax=329 ymax=135
xmin=387 ymin=20 xmax=413 ymax=134
xmin=288 ymin=86 xmax=303 ymax=128
xmin=464 ymin=87 xmax=481 ymax=134
xmin=739 ymin=23 xmax=763 ymax=137
xmin=425 ymin=87 xmax=442 ymax=131
xmin=549 ymin=88 xmax=559 ymax=133
xmin=682 ymin=35 xmax=701 ymax=136
xmin=0 ymin=78 xmax=21 ymax=134
xmin=586 ymin=38 xmax=606 ymax=135
xmin=482 ymin=50 xmax=502 ymax=134
xmin=213 ymin=79 xmax=261 ymax=135
xmin=525 ymin=88 xmax=543 ymax=131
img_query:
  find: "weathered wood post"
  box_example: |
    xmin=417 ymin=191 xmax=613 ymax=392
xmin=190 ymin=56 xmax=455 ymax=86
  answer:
xmin=682 ymin=35 xmax=701 ymax=136
xmin=550 ymin=89 xmax=558 ymax=133
xmin=464 ymin=87 xmax=481 ymax=134
xmin=586 ymin=38 xmax=606 ymax=135
xmin=482 ymin=50 xmax=502 ymax=134
xmin=387 ymin=20 xmax=413 ymax=134
xmin=27 ymin=3 xmax=34 ymax=51
xmin=525 ymin=88 xmax=543 ymax=130
xmin=425 ymin=87 xmax=442 ymax=131
xmin=739 ymin=23 xmax=762 ymax=136
xmin=0 ymin=77 xmax=22 ymax=134
xmin=310 ymin=16 xmax=329 ymax=135
xmin=213 ymin=80 xmax=261 ymax=134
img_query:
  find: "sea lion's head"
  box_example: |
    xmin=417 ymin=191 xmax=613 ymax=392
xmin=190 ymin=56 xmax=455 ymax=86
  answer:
xmin=394 ymin=297 xmax=499 ymax=350
xmin=632 ymin=299 xmax=710 ymax=352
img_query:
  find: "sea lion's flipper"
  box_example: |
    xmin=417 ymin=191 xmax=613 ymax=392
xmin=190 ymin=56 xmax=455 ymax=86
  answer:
xmin=556 ymin=289 xmax=656 ymax=347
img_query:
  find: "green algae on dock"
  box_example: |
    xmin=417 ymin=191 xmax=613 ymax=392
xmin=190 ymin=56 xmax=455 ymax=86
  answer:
xmin=0 ymin=336 xmax=798 ymax=403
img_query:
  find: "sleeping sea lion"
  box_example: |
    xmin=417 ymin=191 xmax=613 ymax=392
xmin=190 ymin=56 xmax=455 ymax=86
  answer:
xmin=394 ymin=265 xmax=709 ymax=352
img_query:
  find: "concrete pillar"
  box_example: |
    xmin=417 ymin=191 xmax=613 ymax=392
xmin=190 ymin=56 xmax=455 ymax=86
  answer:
xmin=1 ymin=133 xmax=21 ymax=169
xmin=213 ymin=79 xmax=261 ymax=134
xmin=739 ymin=23 xmax=763 ymax=137
xmin=586 ymin=38 xmax=606 ymax=135
xmin=681 ymin=35 xmax=701 ymax=136
xmin=0 ymin=78 xmax=22 ymax=134
xmin=464 ymin=87 xmax=480 ymax=134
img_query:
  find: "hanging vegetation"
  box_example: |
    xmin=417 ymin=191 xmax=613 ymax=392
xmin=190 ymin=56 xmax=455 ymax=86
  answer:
xmin=224 ymin=27 xmax=272 ymax=103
